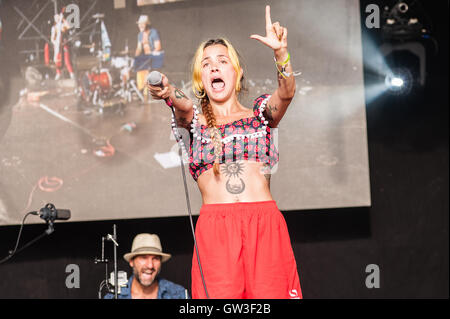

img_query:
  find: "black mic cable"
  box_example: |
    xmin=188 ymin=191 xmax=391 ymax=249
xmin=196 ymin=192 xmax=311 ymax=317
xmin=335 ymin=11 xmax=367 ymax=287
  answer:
xmin=147 ymin=70 xmax=209 ymax=298
xmin=0 ymin=203 xmax=70 ymax=265
xmin=169 ymin=105 xmax=210 ymax=299
xmin=0 ymin=211 xmax=35 ymax=265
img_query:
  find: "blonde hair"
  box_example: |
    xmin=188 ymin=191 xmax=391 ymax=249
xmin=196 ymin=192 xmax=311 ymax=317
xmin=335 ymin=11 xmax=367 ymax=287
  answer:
xmin=191 ymin=38 xmax=245 ymax=176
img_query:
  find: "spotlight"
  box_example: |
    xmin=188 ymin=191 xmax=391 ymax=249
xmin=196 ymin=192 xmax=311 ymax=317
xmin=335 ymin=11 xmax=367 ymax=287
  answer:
xmin=384 ymin=67 xmax=413 ymax=95
xmin=368 ymin=1 xmax=435 ymax=100
xmin=390 ymin=77 xmax=404 ymax=87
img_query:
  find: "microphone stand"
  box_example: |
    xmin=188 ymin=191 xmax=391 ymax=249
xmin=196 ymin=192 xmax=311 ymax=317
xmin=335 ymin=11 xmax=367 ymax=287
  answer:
xmin=94 ymin=236 xmax=110 ymax=299
xmin=12 ymin=221 xmax=54 ymax=255
xmin=95 ymin=225 xmax=119 ymax=299
xmin=0 ymin=220 xmax=54 ymax=265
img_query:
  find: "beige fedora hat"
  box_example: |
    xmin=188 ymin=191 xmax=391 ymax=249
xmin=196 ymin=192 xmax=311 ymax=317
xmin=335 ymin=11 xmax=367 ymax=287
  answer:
xmin=136 ymin=15 xmax=150 ymax=25
xmin=123 ymin=233 xmax=171 ymax=263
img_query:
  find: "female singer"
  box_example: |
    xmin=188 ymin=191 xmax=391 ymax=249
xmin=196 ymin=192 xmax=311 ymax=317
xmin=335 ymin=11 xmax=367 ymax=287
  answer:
xmin=149 ymin=6 xmax=301 ymax=299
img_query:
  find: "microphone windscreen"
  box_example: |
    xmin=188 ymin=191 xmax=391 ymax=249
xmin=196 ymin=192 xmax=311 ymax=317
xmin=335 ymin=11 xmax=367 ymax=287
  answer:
xmin=147 ymin=71 xmax=162 ymax=86
xmin=57 ymin=209 xmax=71 ymax=220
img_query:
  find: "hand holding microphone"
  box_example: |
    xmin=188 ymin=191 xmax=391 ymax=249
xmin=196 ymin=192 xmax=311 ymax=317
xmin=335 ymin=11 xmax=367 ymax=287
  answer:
xmin=147 ymin=71 xmax=173 ymax=107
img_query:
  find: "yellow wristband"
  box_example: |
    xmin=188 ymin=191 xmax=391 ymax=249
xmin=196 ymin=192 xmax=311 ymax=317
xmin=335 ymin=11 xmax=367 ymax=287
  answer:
xmin=275 ymin=52 xmax=290 ymax=66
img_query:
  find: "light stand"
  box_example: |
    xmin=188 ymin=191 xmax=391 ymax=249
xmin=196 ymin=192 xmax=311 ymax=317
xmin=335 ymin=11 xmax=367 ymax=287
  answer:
xmin=95 ymin=224 xmax=119 ymax=299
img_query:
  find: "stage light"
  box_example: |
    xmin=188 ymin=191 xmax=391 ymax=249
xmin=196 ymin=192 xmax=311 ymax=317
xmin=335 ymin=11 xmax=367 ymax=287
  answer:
xmin=384 ymin=67 xmax=413 ymax=96
xmin=390 ymin=77 xmax=404 ymax=87
xmin=381 ymin=0 xmax=425 ymax=40
xmin=408 ymin=18 xmax=418 ymax=25
xmin=397 ymin=2 xmax=409 ymax=14
xmin=387 ymin=18 xmax=396 ymax=25
xmin=374 ymin=1 xmax=436 ymax=98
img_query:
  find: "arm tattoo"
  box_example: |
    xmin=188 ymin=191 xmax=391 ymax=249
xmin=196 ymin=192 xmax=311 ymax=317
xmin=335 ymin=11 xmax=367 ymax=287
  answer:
xmin=175 ymin=88 xmax=187 ymax=99
xmin=172 ymin=116 xmax=189 ymax=131
xmin=221 ymin=161 xmax=246 ymax=195
xmin=265 ymin=104 xmax=278 ymax=121
xmin=176 ymin=117 xmax=190 ymax=129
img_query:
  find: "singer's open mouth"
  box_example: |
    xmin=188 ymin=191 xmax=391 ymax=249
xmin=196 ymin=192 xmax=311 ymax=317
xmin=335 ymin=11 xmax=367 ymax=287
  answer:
xmin=211 ymin=78 xmax=225 ymax=90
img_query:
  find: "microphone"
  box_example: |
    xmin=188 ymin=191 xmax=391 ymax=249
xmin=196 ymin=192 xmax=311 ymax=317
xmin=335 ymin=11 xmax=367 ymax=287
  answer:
xmin=37 ymin=203 xmax=71 ymax=222
xmin=147 ymin=71 xmax=173 ymax=107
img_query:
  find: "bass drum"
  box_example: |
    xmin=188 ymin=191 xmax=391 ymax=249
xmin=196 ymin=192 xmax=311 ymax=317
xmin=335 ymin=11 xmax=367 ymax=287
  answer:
xmin=79 ymin=69 xmax=112 ymax=103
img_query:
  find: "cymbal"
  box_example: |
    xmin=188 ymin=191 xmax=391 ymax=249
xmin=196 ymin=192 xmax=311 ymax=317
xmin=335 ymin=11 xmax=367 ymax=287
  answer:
xmin=92 ymin=13 xmax=105 ymax=19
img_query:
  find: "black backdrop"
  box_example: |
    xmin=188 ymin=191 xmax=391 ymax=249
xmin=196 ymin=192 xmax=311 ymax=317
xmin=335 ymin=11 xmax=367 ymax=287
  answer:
xmin=0 ymin=0 xmax=448 ymax=298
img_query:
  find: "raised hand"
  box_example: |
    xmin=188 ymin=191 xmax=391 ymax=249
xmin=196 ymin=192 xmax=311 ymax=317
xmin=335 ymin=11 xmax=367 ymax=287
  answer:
xmin=250 ymin=5 xmax=288 ymax=52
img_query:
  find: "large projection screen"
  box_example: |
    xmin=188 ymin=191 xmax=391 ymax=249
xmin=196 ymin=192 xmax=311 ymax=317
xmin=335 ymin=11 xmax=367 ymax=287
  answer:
xmin=0 ymin=0 xmax=370 ymax=225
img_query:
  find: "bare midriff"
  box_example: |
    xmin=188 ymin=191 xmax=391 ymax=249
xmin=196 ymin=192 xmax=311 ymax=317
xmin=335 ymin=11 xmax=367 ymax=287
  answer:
xmin=197 ymin=160 xmax=273 ymax=204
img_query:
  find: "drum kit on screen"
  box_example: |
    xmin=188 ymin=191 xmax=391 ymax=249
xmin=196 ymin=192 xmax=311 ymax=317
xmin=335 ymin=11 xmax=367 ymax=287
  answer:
xmin=71 ymin=12 xmax=146 ymax=114
xmin=78 ymin=47 xmax=145 ymax=114
xmin=20 ymin=11 xmax=149 ymax=114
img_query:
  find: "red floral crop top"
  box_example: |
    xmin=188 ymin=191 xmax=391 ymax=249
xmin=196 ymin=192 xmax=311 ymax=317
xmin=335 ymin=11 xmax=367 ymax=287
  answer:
xmin=171 ymin=94 xmax=279 ymax=181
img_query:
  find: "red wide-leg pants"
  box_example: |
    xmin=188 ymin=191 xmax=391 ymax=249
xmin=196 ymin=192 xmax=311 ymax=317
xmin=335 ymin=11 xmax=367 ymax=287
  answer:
xmin=191 ymin=200 xmax=302 ymax=299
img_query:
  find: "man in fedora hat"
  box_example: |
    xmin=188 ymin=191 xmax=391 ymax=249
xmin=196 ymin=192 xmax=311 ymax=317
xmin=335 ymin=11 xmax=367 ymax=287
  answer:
xmin=135 ymin=15 xmax=161 ymax=58
xmin=104 ymin=233 xmax=188 ymax=299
